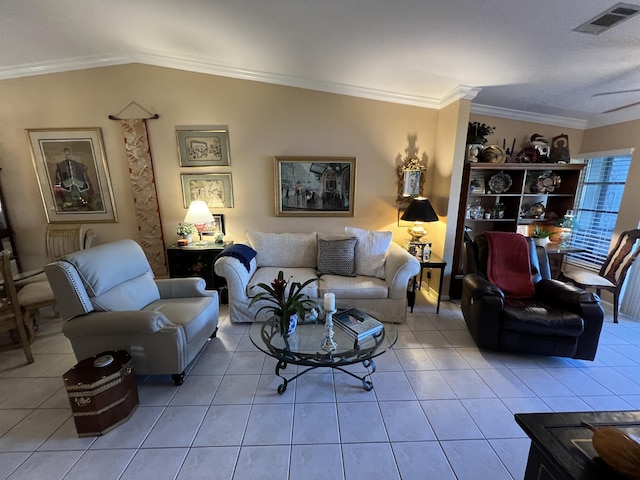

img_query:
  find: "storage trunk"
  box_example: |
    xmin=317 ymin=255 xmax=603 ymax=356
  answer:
xmin=63 ymin=350 xmax=139 ymax=437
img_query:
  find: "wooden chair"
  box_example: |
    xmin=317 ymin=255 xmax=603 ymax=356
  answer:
xmin=15 ymin=224 xmax=96 ymax=340
xmin=0 ymin=251 xmax=34 ymax=363
xmin=45 ymin=223 xmax=97 ymax=262
xmin=561 ymin=229 xmax=640 ymax=323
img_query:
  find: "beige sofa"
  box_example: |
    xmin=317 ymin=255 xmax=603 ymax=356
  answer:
xmin=214 ymin=228 xmax=421 ymax=323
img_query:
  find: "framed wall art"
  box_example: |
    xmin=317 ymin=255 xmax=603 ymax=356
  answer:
xmin=176 ymin=126 xmax=230 ymax=167
xmin=26 ymin=127 xmax=118 ymax=223
xmin=274 ymin=156 xmax=356 ymax=217
xmin=181 ymin=173 xmax=234 ymax=208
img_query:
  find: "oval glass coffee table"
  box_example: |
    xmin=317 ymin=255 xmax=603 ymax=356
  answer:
xmin=249 ymin=317 xmax=397 ymax=394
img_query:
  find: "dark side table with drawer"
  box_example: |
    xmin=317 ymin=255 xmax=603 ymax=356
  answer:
xmin=407 ymin=253 xmax=447 ymax=314
xmin=166 ymin=241 xmax=231 ymax=304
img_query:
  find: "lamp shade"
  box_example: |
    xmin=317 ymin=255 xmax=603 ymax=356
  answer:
xmin=401 ymin=197 xmax=438 ymax=223
xmin=184 ymin=200 xmax=214 ymax=225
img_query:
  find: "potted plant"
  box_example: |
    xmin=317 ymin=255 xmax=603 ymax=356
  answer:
xmin=467 ymin=122 xmax=496 ymax=145
xmin=249 ymin=270 xmax=320 ymax=338
xmin=176 ymin=223 xmax=195 ymax=245
xmin=492 ymin=202 xmax=506 ymax=219
xmin=531 ymin=225 xmax=554 ymax=246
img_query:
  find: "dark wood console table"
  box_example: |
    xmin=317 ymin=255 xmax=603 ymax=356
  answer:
xmin=166 ymin=242 xmax=231 ymax=303
xmin=515 ymin=410 xmax=640 ymax=480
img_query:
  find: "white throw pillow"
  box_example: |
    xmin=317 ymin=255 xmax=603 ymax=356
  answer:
xmin=345 ymin=227 xmax=392 ymax=278
xmin=246 ymin=231 xmax=317 ymax=268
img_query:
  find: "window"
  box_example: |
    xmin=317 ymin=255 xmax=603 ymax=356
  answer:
xmin=569 ymin=153 xmax=632 ymax=271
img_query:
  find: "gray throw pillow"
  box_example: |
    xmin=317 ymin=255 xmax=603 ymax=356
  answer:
xmin=317 ymin=237 xmax=357 ymax=276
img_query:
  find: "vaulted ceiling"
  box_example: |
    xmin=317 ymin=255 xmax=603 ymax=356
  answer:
xmin=2 ymin=0 xmax=640 ymax=128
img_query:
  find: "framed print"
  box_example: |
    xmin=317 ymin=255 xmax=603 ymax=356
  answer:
xmin=26 ymin=127 xmax=118 ymax=223
xmin=274 ymin=156 xmax=356 ymax=217
xmin=201 ymin=214 xmax=225 ymax=235
xmin=469 ymin=176 xmax=485 ymax=194
xmin=181 ymin=173 xmax=234 ymax=208
xmin=176 ymin=126 xmax=230 ymax=167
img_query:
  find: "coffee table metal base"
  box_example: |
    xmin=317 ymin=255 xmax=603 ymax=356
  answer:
xmin=274 ymin=359 xmax=376 ymax=394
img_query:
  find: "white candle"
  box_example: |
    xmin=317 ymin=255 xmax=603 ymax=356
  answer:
xmin=324 ymin=292 xmax=335 ymax=311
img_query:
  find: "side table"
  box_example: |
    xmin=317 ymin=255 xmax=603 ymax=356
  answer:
xmin=515 ymin=410 xmax=640 ymax=479
xmin=408 ymin=253 xmax=447 ymax=314
xmin=166 ymin=241 xmax=231 ymax=303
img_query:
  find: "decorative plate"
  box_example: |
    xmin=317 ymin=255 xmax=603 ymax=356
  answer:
xmin=488 ymin=172 xmax=513 ymax=193
xmin=480 ymin=144 xmax=507 ymax=163
xmin=536 ymin=172 xmax=561 ymax=193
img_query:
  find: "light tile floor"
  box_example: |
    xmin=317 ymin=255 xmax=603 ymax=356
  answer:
xmin=1 ymin=289 xmax=639 ymax=480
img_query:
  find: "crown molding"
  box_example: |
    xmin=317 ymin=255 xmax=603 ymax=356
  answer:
xmin=3 ymin=52 xmax=637 ymax=129
xmin=470 ymin=103 xmax=588 ymax=130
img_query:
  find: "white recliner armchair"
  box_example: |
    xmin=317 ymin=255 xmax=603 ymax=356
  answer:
xmin=45 ymin=239 xmax=219 ymax=385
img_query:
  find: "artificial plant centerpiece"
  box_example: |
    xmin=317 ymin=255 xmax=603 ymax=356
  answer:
xmin=249 ymin=270 xmax=320 ymax=338
xmin=176 ymin=223 xmax=196 ymax=238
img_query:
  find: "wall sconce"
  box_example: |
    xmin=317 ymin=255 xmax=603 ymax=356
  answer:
xmin=397 ymin=157 xmax=426 ymax=204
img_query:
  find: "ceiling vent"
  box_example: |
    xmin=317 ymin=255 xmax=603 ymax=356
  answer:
xmin=573 ymin=2 xmax=640 ymax=34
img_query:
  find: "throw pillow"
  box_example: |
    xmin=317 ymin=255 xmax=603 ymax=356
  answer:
xmin=345 ymin=227 xmax=393 ymax=278
xmin=317 ymin=237 xmax=357 ymax=276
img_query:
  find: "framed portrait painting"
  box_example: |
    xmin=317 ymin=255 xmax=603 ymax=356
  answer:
xmin=274 ymin=156 xmax=356 ymax=217
xmin=181 ymin=173 xmax=234 ymax=208
xmin=176 ymin=126 xmax=230 ymax=167
xmin=26 ymin=127 xmax=118 ymax=223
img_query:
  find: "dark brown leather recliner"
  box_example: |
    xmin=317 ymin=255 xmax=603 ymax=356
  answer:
xmin=461 ymin=233 xmax=604 ymax=360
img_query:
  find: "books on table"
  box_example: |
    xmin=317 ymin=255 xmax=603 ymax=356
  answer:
xmin=333 ymin=308 xmax=383 ymax=341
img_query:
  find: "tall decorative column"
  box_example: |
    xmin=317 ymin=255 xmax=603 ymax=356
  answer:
xmin=117 ymin=117 xmax=167 ymax=276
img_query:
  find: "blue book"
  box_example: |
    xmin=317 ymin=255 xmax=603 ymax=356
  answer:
xmin=333 ymin=308 xmax=383 ymax=340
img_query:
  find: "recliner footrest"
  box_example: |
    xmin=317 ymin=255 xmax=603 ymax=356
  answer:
xmin=502 ymin=299 xmax=584 ymax=337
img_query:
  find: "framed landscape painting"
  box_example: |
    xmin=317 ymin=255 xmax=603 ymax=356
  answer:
xmin=26 ymin=127 xmax=118 ymax=223
xmin=176 ymin=126 xmax=230 ymax=167
xmin=181 ymin=173 xmax=234 ymax=208
xmin=274 ymin=156 xmax=356 ymax=217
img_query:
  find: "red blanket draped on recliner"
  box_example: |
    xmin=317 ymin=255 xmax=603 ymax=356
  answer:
xmin=485 ymin=232 xmax=535 ymax=298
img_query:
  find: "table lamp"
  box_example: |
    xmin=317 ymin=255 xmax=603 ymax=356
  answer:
xmin=401 ymin=197 xmax=439 ymax=243
xmin=184 ymin=200 xmax=214 ymax=245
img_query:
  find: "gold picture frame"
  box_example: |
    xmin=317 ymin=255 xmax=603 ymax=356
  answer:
xmin=274 ymin=156 xmax=356 ymax=217
xmin=26 ymin=127 xmax=118 ymax=223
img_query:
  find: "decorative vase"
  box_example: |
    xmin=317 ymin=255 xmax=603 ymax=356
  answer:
xmin=278 ymin=313 xmax=298 ymax=337
xmin=533 ymin=237 xmax=550 ymax=247
xmin=179 ymin=233 xmax=193 ymax=244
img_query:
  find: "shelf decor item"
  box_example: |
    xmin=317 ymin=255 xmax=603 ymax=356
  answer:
xmin=467 ymin=122 xmax=495 ymax=145
xmin=488 ymin=172 xmax=512 ymax=193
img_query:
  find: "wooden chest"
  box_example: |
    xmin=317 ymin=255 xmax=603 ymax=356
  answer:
xmin=63 ymin=350 xmax=139 ymax=437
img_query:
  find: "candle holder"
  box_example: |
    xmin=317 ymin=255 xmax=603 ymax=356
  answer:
xmin=321 ymin=309 xmax=338 ymax=352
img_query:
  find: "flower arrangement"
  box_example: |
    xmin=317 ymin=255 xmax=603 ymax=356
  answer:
xmin=176 ymin=223 xmax=195 ymax=237
xmin=249 ymin=270 xmax=320 ymax=337
xmin=467 ymin=122 xmax=496 ymax=145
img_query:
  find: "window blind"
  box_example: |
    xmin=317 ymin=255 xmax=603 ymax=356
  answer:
xmin=569 ymin=155 xmax=631 ymax=271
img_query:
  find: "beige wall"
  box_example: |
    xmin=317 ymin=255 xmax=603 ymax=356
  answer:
xmin=580 ymin=120 xmax=640 ymax=236
xmin=0 ymin=64 xmax=446 ymax=270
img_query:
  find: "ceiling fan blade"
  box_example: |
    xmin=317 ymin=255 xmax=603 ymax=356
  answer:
xmin=603 ymin=100 xmax=640 ymax=113
xmin=593 ymin=89 xmax=640 ymax=97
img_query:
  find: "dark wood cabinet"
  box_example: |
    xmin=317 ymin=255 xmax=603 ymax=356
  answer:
xmin=166 ymin=242 xmax=231 ymax=303
xmin=450 ymin=163 xmax=585 ymax=298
